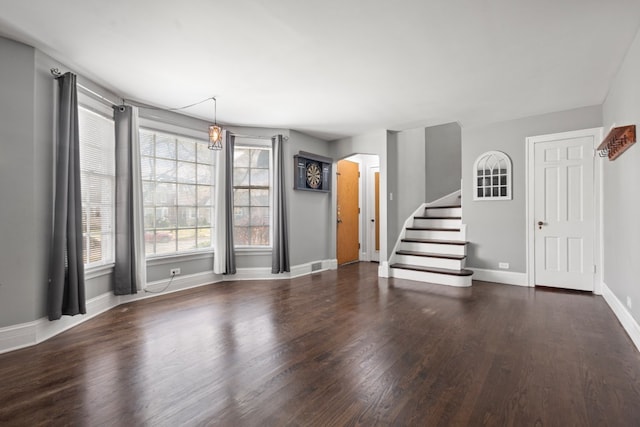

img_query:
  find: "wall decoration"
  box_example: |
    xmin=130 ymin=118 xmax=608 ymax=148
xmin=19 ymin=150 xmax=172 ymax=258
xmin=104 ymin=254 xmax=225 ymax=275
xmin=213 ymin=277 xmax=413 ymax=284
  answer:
xmin=294 ymin=151 xmax=332 ymax=192
xmin=597 ymin=124 xmax=636 ymax=160
xmin=474 ymin=151 xmax=512 ymax=200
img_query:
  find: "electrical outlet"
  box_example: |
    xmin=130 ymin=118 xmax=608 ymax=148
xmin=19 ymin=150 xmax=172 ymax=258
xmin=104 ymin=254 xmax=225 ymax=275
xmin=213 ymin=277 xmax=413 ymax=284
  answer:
xmin=627 ymin=296 xmax=632 ymax=310
xmin=170 ymin=268 xmax=181 ymax=276
xmin=498 ymin=262 xmax=509 ymax=269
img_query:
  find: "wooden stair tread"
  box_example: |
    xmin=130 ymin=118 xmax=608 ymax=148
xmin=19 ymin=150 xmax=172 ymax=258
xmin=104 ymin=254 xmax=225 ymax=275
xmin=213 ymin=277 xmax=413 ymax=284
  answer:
xmin=414 ymin=216 xmax=462 ymax=220
xmin=390 ymin=263 xmax=473 ymax=276
xmin=396 ymin=250 xmax=465 ymax=260
xmin=425 ymin=205 xmax=461 ymax=209
xmin=401 ymin=238 xmax=468 ymax=245
xmin=406 ymin=227 xmax=461 ymax=232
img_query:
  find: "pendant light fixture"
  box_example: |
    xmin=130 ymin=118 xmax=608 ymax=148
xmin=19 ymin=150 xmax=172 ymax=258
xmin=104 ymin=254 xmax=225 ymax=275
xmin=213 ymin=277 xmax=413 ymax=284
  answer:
xmin=208 ymin=96 xmax=223 ymax=150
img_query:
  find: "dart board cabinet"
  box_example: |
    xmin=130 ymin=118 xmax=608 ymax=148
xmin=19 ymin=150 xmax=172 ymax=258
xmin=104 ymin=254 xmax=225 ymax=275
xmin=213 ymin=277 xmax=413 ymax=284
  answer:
xmin=293 ymin=151 xmax=332 ymax=193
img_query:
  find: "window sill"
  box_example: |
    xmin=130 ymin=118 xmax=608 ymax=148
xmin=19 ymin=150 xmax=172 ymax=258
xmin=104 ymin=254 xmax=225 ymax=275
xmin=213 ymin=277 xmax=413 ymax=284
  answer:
xmin=146 ymin=251 xmax=214 ymax=267
xmin=85 ymin=263 xmax=114 ymax=280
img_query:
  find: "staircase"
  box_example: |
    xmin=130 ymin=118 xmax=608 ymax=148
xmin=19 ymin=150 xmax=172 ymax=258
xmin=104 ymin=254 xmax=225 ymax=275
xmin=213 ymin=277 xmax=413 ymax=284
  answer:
xmin=389 ymin=194 xmax=473 ymax=287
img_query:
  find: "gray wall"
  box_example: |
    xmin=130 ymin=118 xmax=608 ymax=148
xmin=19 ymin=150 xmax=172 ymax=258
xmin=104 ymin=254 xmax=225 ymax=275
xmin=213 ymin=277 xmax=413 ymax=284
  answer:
xmin=287 ymin=130 xmax=333 ymax=265
xmin=33 ymin=51 xmax=59 ymax=309
xmin=138 ymin=116 xmax=335 ymax=278
xmin=331 ymin=130 xmax=389 ymax=261
xmin=0 ymin=37 xmax=40 ymax=327
xmin=0 ymin=34 xmax=334 ymax=330
xmin=602 ymin=27 xmax=640 ymax=325
xmin=462 ymin=105 xmax=602 ymax=272
xmin=0 ymin=39 xmax=124 ymax=327
xmin=387 ymin=128 xmax=426 ymax=257
xmin=425 ymin=122 xmax=461 ymax=202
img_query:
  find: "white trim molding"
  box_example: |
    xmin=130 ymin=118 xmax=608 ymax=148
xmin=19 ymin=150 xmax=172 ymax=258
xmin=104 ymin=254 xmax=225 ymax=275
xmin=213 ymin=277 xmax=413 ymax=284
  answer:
xmin=602 ymin=282 xmax=640 ymax=353
xmin=36 ymin=293 xmax=120 ymax=344
xmin=379 ymin=261 xmax=390 ymax=278
xmin=470 ymin=268 xmax=528 ymax=287
xmin=223 ymin=259 xmax=338 ymax=281
xmin=0 ymin=320 xmax=39 ymax=355
xmin=0 ymin=292 xmax=120 ymax=355
xmin=0 ymin=258 xmax=337 ymax=355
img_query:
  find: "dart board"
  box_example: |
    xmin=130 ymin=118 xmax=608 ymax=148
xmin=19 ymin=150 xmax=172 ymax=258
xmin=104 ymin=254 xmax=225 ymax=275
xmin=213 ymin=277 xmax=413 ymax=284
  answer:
xmin=294 ymin=152 xmax=332 ymax=192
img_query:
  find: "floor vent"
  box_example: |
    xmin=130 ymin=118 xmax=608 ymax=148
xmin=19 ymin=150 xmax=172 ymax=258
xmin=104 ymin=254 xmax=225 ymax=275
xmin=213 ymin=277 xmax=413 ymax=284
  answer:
xmin=311 ymin=262 xmax=322 ymax=272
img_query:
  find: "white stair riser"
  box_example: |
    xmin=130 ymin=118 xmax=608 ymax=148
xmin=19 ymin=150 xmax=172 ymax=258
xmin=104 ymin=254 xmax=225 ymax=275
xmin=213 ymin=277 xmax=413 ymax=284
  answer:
xmin=390 ymin=268 xmax=472 ymax=287
xmin=395 ymin=254 xmax=465 ymax=270
xmin=424 ymin=207 xmax=462 ymax=218
xmin=400 ymin=241 xmax=466 ymax=256
xmin=413 ymin=218 xmax=462 ymax=228
xmin=405 ymin=229 xmax=462 ymax=240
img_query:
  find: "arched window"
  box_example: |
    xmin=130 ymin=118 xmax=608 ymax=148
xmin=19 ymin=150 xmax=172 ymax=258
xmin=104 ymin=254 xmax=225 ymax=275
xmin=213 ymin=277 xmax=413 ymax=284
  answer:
xmin=473 ymin=151 xmax=512 ymax=200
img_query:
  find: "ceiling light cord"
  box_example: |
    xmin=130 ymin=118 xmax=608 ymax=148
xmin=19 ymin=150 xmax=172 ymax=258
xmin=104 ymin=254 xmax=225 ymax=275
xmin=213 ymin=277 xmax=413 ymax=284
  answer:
xmin=51 ymin=67 xmax=224 ymax=148
xmin=122 ymin=96 xmax=216 ymax=112
xmin=213 ymin=97 xmax=217 ymax=124
xmin=51 ymin=68 xmax=218 ymax=115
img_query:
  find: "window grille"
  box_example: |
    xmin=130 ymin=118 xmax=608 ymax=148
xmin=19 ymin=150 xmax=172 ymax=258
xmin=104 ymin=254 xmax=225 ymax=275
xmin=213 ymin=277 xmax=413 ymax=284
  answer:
xmin=473 ymin=151 xmax=512 ymax=200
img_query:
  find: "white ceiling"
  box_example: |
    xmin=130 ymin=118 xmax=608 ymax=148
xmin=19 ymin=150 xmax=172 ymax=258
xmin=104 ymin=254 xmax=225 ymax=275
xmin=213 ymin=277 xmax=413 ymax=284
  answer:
xmin=1 ymin=0 xmax=640 ymax=140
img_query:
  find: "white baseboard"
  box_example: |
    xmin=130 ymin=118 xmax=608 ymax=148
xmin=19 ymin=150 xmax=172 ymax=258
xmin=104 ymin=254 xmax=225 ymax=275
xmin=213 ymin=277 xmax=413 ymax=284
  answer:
xmin=324 ymin=259 xmax=338 ymax=270
xmin=602 ymin=282 xmax=640 ymax=353
xmin=0 ymin=258 xmax=336 ymax=355
xmin=36 ymin=292 xmax=120 ymax=344
xmin=470 ymin=268 xmax=528 ymax=287
xmin=289 ymin=259 xmax=337 ymax=278
xmin=225 ymin=266 xmax=273 ymax=281
xmin=224 ymin=259 xmax=338 ymax=281
xmin=135 ymin=271 xmax=222 ymax=299
xmin=0 ymin=292 xmax=121 ymax=355
xmin=379 ymin=261 xmax=390 ymax=278
xmin=0 ymin=320 xmax=39 ymax=355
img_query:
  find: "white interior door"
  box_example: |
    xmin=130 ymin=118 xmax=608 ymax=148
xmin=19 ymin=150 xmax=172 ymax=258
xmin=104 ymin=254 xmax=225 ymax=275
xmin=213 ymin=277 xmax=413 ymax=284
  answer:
xmin=533 ymin=134 xmax=595 ymax=291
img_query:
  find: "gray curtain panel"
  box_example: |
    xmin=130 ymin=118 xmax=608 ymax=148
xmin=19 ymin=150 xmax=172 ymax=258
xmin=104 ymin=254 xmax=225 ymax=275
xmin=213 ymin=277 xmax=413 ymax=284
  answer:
xmin=272 ymin=135 xmax=290 ymax=273
xmin=48 ymin=72 xmax=86 ymax=320
xmin=113 ymin=106 xmax=144 ymax=295
xmin=224 ymin=132 xmax=236 ymax=274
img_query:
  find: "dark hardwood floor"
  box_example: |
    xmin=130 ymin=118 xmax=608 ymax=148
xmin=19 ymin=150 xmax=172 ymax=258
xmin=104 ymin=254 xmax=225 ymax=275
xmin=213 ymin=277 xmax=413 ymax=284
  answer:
xmin=1 ymin=262 xmax=640 ymax=426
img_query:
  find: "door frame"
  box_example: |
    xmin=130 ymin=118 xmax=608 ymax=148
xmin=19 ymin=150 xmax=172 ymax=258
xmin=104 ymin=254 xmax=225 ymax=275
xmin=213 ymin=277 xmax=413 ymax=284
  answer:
xmin=336 ymin=159 xmax=360 ymax=265
xmin=367 ymin=165 xmax=380 ymax=262
xmin=525 ymin=127 xmax=603 ymax=293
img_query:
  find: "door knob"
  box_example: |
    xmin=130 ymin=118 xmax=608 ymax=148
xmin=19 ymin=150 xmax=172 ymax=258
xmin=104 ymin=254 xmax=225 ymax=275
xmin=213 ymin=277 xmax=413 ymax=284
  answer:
xmin=537 ymin=221 xmax=544 ymax=230
xmin=337 ymin=218 xmax=342 ymax=223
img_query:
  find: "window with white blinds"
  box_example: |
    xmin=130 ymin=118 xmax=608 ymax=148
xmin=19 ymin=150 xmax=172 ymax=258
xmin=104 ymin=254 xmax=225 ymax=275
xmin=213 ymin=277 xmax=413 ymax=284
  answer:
xmin=78 ymin=105 xmax=116 ymax=267
xmin=233 ymin=145 xmax=272 ymax=247
xmin=140 ymin=128 xmax=215 ymax=256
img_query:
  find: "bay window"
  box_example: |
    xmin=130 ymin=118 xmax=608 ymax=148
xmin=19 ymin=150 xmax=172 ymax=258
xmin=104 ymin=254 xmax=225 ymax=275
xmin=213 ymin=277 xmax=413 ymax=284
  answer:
xmin=140 ymin=128 xmax=215 ymax=256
